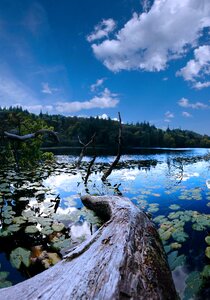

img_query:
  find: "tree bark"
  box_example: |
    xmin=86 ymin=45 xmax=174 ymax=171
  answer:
xmin=0 ymin=195 xmax=178 ymax=300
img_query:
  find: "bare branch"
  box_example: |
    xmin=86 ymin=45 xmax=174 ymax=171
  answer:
xmin=77 ymin=132 xmax=96 ymax=168
xmin=4 ymin=129 xmax=59 ymax=143
xmin=102 ymin=112 xmax=122 ymax=181
xmin=84 ymin=155 xmax=97 ymax=185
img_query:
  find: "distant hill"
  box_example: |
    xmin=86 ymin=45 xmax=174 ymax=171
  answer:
xmin=1 ymin=107 xmax=210 ymax=149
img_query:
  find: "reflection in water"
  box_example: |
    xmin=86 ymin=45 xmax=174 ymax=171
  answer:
xmin=0 ymin=148 xmax=210 ymax=299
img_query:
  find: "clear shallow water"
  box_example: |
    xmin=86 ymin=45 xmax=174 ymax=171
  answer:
xmin=0 ymin=148 xmax=210 ymax=299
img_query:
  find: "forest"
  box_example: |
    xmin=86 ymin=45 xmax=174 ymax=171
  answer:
xmin=1 ymin=106 xmax=210 ymax=154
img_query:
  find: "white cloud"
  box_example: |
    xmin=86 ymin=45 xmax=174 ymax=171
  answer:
xmin=141 ymin=0 xmax=152 ymax=12
xmin=98 ymin=113 xmax=109 ymax=120
xmin=193 ymin=81 xmax=210 ymax=89
xmin=164 ymin=111 xmax=174 ymax=122
xmin=178 ymin=97 xmax=209 ymax=109
xmin=177 ymin=45 xmax=210 ymax=89
xmin=88 ymin=0 xmax=210 ymax=72
xmin=55 ymin=88 xmax=119 ymax=113
xmin=87 ymin=19 xmax=116 ymax=42
xmin=41 ymin=82 xmax=59 ymax=94
xmin=21 ymin=104 xmax=53 ymax=113
xmin=90 ymin=78 xmax=105 ymax=92
xmin=182 ymin=111 xmax=192 ymax=118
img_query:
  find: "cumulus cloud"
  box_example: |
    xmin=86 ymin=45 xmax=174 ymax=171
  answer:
xmin=193 ymin=81 xmax=210 ymax=89
xmin=87 ymin=19 xmax=116 ymax=42
xmin=141 ymin=0 xmax=152 ymax=12
xmin=178 ymin=97 xmax=209 ymax=109
xmin=177 ymin=45 xmax=210 ymax=89
xmin=182 ymin=111 xmax=192 ymax=118
xmin=98 ymin=113 xmax=109 ymax=120
xmin=55 ymin=88 xmax=119 ymax=113
xmin=164 ymin=111 xmax=174 ymax=122
xmin=90 ymin=78 xmax=105 ymax=92
xmin=41 ymin=82 xmax=59 ymax=94
xmin=88 ymin=0 xmax=210 ymax=72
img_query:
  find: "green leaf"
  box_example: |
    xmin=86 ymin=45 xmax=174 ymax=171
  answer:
xmin=205 ymin=236 xmax=210 ymax=245
xmin=183 ymin=271 xmax=203 ymax=300
xmin=205 ymin=247 xmax=210 ymax=259
xmin=25 ymin=226 xmax=39 ymax=234
xmin=10 ymin=247 xmax=31 ymax=269
xmin=202 ymin=265 xmax=210 ymax=278
xmin=169 ymin=204 xmax=180 ymax=210
xmin=0 ymin=271 xmax=9 ymax=281
xmin=167 ymin=251 xmax=186 ymax=271
xmin=52 ymin=223 xmax=65 ymax=232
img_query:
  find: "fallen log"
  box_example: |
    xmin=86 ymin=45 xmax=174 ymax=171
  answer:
xmin=0 ymin=195 xmax=178 ymax=300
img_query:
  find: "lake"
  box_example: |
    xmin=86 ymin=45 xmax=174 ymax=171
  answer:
xmin=0 ymin=148 xmax=210 ymax=299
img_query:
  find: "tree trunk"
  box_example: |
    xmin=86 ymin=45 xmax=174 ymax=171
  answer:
xmin=0 ymin=195 xmax=178 ymax=300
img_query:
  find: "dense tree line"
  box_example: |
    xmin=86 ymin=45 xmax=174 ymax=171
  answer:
xmin=1 ymin=107 xmax=210 ymax=155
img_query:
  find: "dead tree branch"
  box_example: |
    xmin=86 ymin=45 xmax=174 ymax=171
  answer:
xmin=77 ymin=132 xmax=96 ymax=168
xmin=4 ymin=129 xmax=59 ymax=143
xmin=102 ymin=112 xmax=122 ymax=181
xmin=84 ymin=155 xmax=97 ymax=185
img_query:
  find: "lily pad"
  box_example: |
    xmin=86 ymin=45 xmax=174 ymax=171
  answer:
xmin=52 ymin=223 xmax=65 ymax=232
xmin=202 ymin=265 xmax=210 ymax=278
xmin=192 ymin=223 xmax=206 ymax=231
xmin=159 ymin=230 xmax=172 ymax=241
xmin=7 ymin=224 xmax=20 ymax=233
xmin=170 ymin=242 xmax=182 ymax=249
xmin=167 ymin=251 xmax=186 ymax=271
xmin=183 ymin=271 xmax=203 ymax=300
xmin=205 ymin=236 xmax=210 ymax=245
xmin=172 ymin=230 xmax=189 ymax=243
xmin=205 ymin=247 xmax=210 ymax=259
xmin=0 ymin=271 xmax=9 ymax=281
xmin=41 ymin=226 xmax=53 ymax=235
xmin=10 ymin=247 xmax=31 ymax=269
xmin=169 ymin=204 xmax=180 ymax=210
xmin=25 ymin=226 xmax=39 ymax=234
xmin=52 ymin=238 xmax=72 ymax=250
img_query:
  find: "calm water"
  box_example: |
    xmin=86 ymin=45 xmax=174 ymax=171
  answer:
xmin=0 ymin=148 xmax=210 ymax=299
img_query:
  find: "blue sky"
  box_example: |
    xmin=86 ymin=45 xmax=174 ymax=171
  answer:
xmin=0 ymin=0 xmax=210 ymax=134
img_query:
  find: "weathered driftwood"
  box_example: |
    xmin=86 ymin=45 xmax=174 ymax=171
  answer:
xmin=0 ymin=195 xmax=178 ymax=300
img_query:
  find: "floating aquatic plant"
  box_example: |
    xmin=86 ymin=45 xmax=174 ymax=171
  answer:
xmin=167 ymin=251 xmax=186 ymax=271
xmin=10 ymin=247 xmax=31 ymax=269
xmin=202 ymin=265 xmax=210 ymax=278
xmin=205 ymin=236 xmax=210 ymax=245
xmin=0 ymin=270 xmax=12 ymax=288
xmin=205 ymin=247 xmax=210 ymax=259
xmin=169 ymin=204 xmax=180 ymax=210
xmin=183 ymin=271 xmax=203 ymax=300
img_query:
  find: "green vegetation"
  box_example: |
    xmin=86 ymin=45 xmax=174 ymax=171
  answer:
xmin=1 ymin=107 xmax=210 ymax=163
xmin=0 ymin=107 xmax=55 ymax=167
